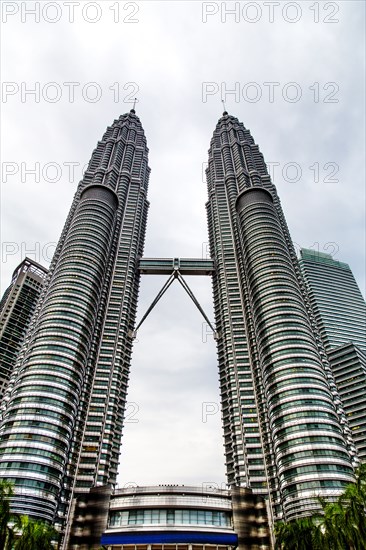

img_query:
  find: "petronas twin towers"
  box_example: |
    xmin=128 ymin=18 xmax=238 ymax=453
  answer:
xmin=0 ymin=110 xmax=358 ymax=543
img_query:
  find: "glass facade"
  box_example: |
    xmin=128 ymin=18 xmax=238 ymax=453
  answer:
xmin=109 ymin=509 xmax=231 ymax=527
xmin=102 ymin=486 xmax=247 ymax=550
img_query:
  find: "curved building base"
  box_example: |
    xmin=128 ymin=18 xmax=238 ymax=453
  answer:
xmin=67 ymin=485 xmax=271 ymax=550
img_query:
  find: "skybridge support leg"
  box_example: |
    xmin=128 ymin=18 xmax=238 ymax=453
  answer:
xmin=132 ymin=270 xmax=218 ymax=339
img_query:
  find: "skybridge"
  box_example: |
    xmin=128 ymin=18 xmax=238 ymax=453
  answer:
xmin=133 ymin=257 xmax=217 ymax=338
xmin=138 ymin=257 xmax=215 ymax=276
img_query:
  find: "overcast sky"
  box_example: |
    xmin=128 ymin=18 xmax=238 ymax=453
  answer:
xmin=1 ymin=1 xmax=365 ymax=489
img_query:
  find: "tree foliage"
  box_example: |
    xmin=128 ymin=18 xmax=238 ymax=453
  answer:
xmin=13 ymin=515 xmax=57 ymax=550
xmin=0 ymin=480 xmax=15 ymax=550
xmin=0 ymin=481 xmax=58 ymax=549
xmin=275 ymin=464 xmax=366 ymax=550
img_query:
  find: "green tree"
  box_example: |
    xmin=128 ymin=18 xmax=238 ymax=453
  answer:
xmin=274 ymin=516 xmax=320 ymax=550
xmin=274 ymin=465 xmax=366 ymax=550
xmin=337 ymin=463 xmax=366 ymax=550
xmin=13 ymin=515 xmax=58 ymax=550
xmin=317 ymin=498 xmax=349 ymax=550
xmin=0 ymin=479 xmax=15 ymax=550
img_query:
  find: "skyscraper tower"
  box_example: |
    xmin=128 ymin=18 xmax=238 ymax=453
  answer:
xmin=0 ymin=258 xmax=48 ymax=398
xmin=0 ymin=110 xmax=150 ymax=527
xmin=205 ymin=112 xmax=357 ymax=521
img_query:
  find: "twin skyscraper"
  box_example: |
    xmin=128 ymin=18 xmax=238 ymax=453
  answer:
xmin=0 ymin=110 xmax=362 ymax=549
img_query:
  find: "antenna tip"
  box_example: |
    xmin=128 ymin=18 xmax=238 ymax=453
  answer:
xmin=130 ymin=98 xmax=138 ymax=114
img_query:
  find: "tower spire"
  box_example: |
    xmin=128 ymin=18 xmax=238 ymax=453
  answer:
xmin=131 ymin=97 xmax=138 ymax=112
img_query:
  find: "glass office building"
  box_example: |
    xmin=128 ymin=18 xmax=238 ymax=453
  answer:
xmin=299 ymin=248 xmax=366 ymax=462
xmin=299 ymin=249 xmax=366 ymax=352
xmin=0 ymin=258 xmax=48 ymax=399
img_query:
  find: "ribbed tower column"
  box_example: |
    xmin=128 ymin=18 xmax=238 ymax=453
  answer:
xmin=0 ymin=185 xmax=118 ymax=521
xmin=235 ymin=187 xmax=354 ymax=519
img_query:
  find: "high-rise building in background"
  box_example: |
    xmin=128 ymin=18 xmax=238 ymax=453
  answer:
xmin=299 ymin=249 xmax=366 ymax=352
xmin=328 ymin=344 xmax=366 ymax=462
xmin=0 ymin=257 xmax=48 ymax=398
xmin=299 ymin=248 xmax=366 ymax=462
xmin=0 ymin=111 xmax=362 ymax=549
